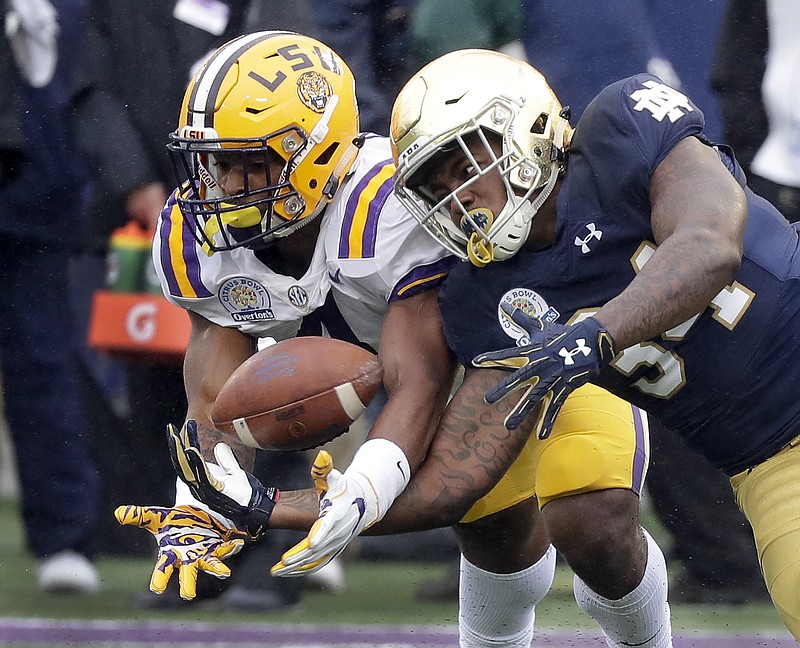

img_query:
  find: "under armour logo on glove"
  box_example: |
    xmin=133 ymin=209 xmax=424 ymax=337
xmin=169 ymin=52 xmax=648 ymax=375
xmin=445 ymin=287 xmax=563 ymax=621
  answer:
xmin=559 ymin=340 xmax=592 ymax=365
xmin=472 ymin=304 xmax=616 ymax=437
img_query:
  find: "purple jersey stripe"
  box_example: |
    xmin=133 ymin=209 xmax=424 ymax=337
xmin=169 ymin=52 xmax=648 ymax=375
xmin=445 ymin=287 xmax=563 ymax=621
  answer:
xmin=389 ymin=256 xmax=458 ymax=302
xmin=159 ymin=198 xmax=182 ymax=298
xmin=339 ymin=159 xmax=392 ymax=258
xmin=361 ymin=176 xmax=392 ymax=257
xmin=631 ymin=406 xmax=648 ymax=496
xmin=181 ymin=220 xmax=212 ymax=298
xmin=159 ymin=193 xmax=213 ymax=299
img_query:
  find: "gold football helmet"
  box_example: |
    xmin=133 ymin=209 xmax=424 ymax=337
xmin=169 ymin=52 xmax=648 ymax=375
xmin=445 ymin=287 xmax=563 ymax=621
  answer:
xmin=390 ymin=49 xmax=571 ymax=266
xmin=168 ymin=31 xmax=360 ymax=253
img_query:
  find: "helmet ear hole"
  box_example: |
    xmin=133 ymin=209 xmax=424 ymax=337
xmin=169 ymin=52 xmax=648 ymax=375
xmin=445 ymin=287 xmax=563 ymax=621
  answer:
xmin=313 ymin=142 xmax=339 ymax=166
xmin=530 ymin=113 xmax=548 ymax=135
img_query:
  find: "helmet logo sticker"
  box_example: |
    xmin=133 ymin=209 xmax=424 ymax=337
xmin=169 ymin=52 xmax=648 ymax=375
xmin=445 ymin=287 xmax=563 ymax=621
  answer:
xmin=314 ymin=46 xmax=341 ymax=74
xmin=498 ymin=288 xmax=559 ymax=345
xmin=297 ymin=71 xmax=333 ymax=113
xmin=219 ymin=277 xmax=275 ymax=322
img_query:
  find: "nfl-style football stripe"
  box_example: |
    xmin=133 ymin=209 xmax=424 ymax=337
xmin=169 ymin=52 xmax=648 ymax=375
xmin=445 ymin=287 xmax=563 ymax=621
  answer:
xmin=339 ymin=159 xmax=394 ymax=259
xmin=334 ymin=382 xmax=367 ymax=420
xmin=158 ymin=196 xmax=212 ymax=299
xmin=232 ymin=417 xmax=260 ymax=448
xmin=390 ymin=256 xmax=459 ymax=301
xmin=185 ymin=31 xmax=291 ymax=129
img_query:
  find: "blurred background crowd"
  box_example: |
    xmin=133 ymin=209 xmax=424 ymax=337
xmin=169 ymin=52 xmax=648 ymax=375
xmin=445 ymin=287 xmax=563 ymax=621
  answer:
xmin=0 ymin=0 xmax=792 ymax=614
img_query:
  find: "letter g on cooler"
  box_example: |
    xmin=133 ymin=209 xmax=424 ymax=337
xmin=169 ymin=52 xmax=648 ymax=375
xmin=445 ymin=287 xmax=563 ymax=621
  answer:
xmin=126 ymin=301 xmax=158 ymax=342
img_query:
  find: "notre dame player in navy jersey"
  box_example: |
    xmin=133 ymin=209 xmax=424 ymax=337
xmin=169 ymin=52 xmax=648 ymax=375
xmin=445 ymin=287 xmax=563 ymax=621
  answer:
xmin=442 ymin=75 xmax=800 ymax=477
xmin=390 ymin=49 xmax=800 ymax=637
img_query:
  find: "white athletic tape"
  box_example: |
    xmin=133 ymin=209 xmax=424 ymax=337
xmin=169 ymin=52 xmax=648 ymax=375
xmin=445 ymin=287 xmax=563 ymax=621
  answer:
xmin=334 ymin=382 xmax=366 ymax=421
xmin=232 ymin=417 xmax=260 ymax=448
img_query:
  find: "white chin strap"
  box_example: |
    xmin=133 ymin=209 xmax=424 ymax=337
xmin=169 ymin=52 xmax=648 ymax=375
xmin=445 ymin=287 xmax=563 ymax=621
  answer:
xmin=485 ymin=198 xmax=534 ymax=262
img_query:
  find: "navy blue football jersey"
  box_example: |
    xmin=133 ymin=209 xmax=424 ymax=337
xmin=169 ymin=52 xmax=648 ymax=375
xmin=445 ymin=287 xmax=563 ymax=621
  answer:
xmin=439 ymin=74 xmax=800 ymax=476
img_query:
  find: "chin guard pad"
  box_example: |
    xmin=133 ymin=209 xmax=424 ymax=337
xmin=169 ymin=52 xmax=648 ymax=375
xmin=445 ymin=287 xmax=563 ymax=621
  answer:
xmin=201 ymin=204 xmax=263 ymax=255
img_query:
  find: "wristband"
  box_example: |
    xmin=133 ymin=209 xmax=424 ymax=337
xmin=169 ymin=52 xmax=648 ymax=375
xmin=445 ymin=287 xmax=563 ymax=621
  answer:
xmin=345 ymin=438 xmax=411 ymax=522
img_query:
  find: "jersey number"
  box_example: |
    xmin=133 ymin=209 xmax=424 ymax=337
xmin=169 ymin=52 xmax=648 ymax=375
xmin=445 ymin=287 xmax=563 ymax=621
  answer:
xmin=578 ymin=242 xmax=754 ymax=399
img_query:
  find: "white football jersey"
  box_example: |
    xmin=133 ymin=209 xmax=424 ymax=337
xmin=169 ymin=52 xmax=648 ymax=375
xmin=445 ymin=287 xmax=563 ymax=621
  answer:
xmin=153 ymin=135 xmax=454 ymax=350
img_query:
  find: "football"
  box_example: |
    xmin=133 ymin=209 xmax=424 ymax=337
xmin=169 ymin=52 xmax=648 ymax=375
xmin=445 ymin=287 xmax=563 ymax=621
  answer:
xmin=211 ymin=337 xmax=384 ymax=452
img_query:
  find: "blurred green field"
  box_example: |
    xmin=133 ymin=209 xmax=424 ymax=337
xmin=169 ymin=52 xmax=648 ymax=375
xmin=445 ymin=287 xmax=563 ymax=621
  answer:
xmin=0 ymin=497 xmax=789 ymax=639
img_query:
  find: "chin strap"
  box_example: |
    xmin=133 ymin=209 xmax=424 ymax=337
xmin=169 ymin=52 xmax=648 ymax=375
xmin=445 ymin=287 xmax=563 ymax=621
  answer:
xmin=467 ymin=234 xmax=494 ymax=266
xmin=321 ymin=137 xmax=363 ymax=200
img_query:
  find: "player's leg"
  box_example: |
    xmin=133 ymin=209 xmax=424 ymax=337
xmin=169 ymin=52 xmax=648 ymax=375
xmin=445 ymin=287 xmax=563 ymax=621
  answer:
xmin=730 ymin=436 xmax=800 ymax=638
xmin=535 ymin=385 xmax=671 ymax=648
xmin=454 ymin=497 xmax=554 ymax=648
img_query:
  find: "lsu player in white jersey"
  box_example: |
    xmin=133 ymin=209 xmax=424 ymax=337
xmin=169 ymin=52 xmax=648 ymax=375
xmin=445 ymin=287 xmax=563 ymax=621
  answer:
xmin=117 ymin=33 xmax=672 ymax=648
xmin=117 ymin=30 xmax=455 ymax=599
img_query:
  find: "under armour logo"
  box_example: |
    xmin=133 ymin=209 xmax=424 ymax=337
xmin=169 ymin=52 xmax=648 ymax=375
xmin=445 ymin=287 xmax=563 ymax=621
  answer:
xmin=559 ymin=339 xmax=592 ymax=365
xmin=574 ymin=223 xmax=602 ymax=254
xmin=629 ymin=80 xmax=694 ymax=123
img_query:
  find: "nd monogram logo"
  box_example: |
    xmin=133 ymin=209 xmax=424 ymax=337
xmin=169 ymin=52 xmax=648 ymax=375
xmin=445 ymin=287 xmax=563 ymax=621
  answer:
xmin=558 ymin=339 xmax=592 ymax=365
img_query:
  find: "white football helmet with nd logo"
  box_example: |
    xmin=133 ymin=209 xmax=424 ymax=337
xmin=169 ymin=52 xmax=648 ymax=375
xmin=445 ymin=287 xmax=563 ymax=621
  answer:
xmin=390 ymin=49 xmax=571 ymax=266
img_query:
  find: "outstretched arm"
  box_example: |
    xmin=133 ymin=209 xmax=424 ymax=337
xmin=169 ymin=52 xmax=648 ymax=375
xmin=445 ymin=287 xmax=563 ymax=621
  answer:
xmin=366 ymin=367 xmax=538 ymax=532
xmin=370 ymin=288 xmax=457 ymax=470
xmin=268 ymin=289 xmax=458 ymax=574
xmin=268 ymin=367 xmax=537 ymax=534
xmin=115 ymin=311 xmax=259 ymax=599
xmin=595 ymin=136 xmax=747 ymax=350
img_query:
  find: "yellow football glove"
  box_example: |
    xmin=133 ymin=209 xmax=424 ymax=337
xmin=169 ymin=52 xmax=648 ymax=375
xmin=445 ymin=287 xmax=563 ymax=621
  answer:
xmin=114 ymin=504 xmax=245 ymax=600
xmin=273 ymin=441 xmax=409 ymax=578
xmin=167 ymin=421 xmax=279 ymax=540
xmin=272 ymin=451 xmax=338 ymax=576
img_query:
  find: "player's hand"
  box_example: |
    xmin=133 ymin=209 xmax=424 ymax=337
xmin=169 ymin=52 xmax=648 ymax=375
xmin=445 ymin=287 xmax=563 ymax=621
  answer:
xmin=472 ymin=304 xmax=616 ymax=436
xmin=167 ymin=420 xmax=279 ymax=540
xmin=114 ymin=504 xmax=245 ymax=600
xmin=272 ymin=450 xmax=377 ymax=577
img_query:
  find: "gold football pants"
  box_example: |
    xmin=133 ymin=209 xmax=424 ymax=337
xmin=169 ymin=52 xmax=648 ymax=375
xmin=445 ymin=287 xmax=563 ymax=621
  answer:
xmin=731 ymin=435 xmax=800 ymax=639
xmin=461 ymin=383 xmax=649 ymax=523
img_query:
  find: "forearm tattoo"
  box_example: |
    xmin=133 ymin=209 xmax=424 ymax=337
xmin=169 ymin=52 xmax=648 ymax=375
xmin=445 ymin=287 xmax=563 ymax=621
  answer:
xmin=375 ymin=369 xmax=537 ymax=534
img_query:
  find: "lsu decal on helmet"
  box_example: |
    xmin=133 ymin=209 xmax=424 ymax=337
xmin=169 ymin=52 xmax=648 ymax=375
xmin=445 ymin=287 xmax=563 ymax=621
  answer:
xmin=168 ymin=31 xmax=361 ymax=254
xmin=389 ymin=49 xmax=571 ymax=266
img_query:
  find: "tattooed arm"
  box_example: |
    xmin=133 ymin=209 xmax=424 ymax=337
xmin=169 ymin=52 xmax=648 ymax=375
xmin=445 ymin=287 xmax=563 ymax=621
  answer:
xmin=595 ymin=137 xmax=747 ymax=350
xmin=268 ymin=367 xmax=538 ymax=533
xmin=370 ymin=367 xmax=537 ymax=532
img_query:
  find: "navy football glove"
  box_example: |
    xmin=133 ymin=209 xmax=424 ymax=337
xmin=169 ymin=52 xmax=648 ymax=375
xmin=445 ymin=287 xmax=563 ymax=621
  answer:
xmin=167 ymin=420 xmax=278 ymax=540
xmin=472 ymin=304 xmax=616 ymax=436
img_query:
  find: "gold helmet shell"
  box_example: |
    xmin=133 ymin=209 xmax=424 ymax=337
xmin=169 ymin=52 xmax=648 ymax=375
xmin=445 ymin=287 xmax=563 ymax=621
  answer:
xmin=390 ymin=49 xmax=571 ymax=264
xmin=168 ymin=31 xmax=361 ymax=253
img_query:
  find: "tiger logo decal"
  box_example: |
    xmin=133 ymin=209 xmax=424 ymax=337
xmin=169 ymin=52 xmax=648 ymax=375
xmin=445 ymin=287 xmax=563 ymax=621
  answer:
xmin=297 ymin=71 xmax=333 ymax=113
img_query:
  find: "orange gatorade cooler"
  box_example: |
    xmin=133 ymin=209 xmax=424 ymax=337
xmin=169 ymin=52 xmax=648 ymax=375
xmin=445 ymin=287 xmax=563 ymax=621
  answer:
xmin=88 ymin=222 xmax=190 ymax=364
